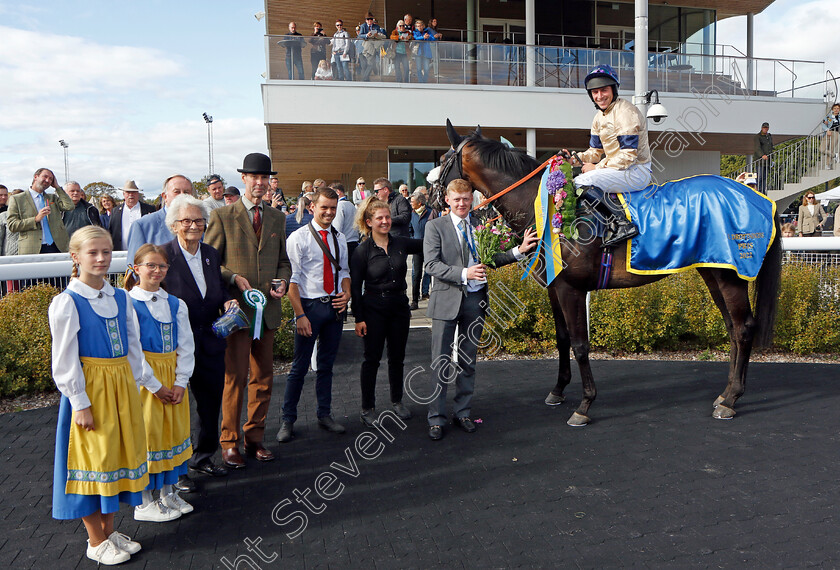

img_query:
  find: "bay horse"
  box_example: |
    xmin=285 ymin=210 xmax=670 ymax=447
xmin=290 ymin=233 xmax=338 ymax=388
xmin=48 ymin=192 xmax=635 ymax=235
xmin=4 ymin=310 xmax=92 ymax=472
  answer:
xmin=430 ymin=121 xmax=782 ymax=426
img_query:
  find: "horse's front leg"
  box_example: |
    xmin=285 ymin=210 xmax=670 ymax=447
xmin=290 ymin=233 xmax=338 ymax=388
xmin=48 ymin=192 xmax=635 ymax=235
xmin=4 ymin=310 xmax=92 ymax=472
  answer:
xmin=545 ymin=283 xmax=571 ymax=406
xmin=558 ymin=285 xmax=596 ymax=426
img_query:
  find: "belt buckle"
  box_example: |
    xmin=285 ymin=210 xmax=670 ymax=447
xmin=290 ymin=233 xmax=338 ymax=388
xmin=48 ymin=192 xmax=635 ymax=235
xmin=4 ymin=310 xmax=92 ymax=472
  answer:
xmin=319 ymin=296 xmax=332 ymax=303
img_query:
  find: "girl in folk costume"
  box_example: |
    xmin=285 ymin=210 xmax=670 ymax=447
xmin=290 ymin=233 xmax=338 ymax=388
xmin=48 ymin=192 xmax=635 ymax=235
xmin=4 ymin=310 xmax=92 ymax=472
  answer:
xmin=49 ymin=226 xmax=163 ymax=565
xmin=125 ymin=244 xmax=196 ymax=522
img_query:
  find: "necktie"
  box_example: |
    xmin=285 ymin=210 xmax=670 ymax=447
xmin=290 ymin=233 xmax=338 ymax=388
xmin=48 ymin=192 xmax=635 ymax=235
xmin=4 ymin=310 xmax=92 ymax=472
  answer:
xmin=36 ymin=192 xmax=54 ymax=246
xmin=459 ymin=219 xmax=470 ymax=266
xmin=319 ymin=230 xmax=335 ymax=295
xmin=252 ymin=204 xmax=262 ymax=238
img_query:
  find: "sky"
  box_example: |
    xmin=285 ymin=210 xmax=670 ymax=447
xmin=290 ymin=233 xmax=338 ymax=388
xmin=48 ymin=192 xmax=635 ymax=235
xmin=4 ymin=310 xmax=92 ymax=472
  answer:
xmin=1 ymin=0 xmax=839 ymax=197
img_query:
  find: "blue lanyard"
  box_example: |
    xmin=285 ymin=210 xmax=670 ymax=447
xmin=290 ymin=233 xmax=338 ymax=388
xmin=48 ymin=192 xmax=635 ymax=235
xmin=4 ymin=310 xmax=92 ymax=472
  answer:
xmin=459 ymin=218 xmax=477 ymax=262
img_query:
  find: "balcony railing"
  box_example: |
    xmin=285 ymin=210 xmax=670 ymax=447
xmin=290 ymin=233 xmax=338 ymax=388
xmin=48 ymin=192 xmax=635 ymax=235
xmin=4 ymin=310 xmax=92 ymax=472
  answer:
xmin=266 ymin=36 xmax=825 ymax=98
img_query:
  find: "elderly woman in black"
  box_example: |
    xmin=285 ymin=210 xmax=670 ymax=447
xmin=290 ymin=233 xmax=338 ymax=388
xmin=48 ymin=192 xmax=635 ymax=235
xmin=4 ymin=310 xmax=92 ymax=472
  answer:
xmin=351 ymin=198 xmax=422 ymax=426
xmin=162 ymin=194 xmax=238 ymax=491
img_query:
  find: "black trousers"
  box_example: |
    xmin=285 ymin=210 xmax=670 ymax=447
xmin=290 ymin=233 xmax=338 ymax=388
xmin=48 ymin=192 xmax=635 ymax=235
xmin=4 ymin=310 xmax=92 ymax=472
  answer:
xmin=188 ymin=342 xmax=226 ymax=467
xmin=360 ymin=293 xmax=411 ymax=410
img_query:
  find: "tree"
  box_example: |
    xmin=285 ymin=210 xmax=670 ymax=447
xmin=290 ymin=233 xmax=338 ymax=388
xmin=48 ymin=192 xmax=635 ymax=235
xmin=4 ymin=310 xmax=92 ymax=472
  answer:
xmin=193 ymin=180 xmax=208 ymax=199
xmin=83 ymin=181 xmax=116 ymax=200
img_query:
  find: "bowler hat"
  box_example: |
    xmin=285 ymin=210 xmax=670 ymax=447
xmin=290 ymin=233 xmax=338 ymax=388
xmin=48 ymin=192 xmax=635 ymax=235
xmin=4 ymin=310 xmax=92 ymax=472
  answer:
xmin=224 ymin=186 xmax=240 ymax=196
xmin=237 ymin=153 xmax=277 ymax=175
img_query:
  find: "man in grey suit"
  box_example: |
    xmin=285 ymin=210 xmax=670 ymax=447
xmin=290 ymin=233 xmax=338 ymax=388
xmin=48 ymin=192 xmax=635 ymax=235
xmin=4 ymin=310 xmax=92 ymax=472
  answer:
xmin=423 ymin=179 xmax=537 ymax=440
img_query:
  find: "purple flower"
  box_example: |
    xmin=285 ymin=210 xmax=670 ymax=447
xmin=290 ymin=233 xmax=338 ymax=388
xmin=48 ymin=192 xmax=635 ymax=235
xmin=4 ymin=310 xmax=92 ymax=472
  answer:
xmin=552 ymin=212 xmax=563 ymax=228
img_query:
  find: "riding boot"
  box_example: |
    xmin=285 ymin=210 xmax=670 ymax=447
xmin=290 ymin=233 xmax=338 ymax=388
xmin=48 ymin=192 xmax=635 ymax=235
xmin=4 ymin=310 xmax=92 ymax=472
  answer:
xmin=578 ymin=185 xmax=638 ymax=248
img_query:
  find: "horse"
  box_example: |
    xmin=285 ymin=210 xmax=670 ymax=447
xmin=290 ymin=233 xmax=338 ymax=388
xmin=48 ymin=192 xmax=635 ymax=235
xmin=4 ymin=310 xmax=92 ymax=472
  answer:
xmin=429 ymin=120 xmax=782 ymax=426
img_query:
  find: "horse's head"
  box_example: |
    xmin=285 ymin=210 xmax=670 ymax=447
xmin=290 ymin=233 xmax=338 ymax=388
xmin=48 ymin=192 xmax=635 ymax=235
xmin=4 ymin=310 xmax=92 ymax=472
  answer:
xmin=426 ymin=119 xmax=483 ymax=211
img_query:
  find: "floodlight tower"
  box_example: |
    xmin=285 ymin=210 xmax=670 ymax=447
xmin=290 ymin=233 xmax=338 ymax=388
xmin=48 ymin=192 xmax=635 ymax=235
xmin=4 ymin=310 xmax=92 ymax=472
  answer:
xmin=202 ymin=113 xmax=214 ymax=176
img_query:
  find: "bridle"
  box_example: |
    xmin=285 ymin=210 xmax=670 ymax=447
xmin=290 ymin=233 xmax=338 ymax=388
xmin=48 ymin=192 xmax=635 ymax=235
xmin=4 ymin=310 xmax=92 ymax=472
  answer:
xmin=429 ymin=138 xmax=469 ymax=209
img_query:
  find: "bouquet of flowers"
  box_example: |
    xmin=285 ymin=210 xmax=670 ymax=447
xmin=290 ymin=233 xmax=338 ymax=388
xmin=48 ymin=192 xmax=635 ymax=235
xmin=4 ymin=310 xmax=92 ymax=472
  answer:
xmin=474 ymin=219 xmax=521 ymax=267
xmin=546 ymin=155 xmax=579 ymax=239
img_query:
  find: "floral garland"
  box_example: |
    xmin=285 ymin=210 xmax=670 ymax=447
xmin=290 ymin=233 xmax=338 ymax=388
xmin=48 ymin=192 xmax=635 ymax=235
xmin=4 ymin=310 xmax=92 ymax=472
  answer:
xmin=545 ymin=155 xmax=579 ymax=239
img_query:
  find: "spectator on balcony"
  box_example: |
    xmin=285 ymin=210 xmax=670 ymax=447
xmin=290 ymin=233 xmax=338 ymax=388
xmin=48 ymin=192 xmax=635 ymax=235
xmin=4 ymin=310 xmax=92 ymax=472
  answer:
xmin=374 ymin=178 xmax=411 ymax=238
xmin=280 ymin=22 xmax=305 ymax=80
xmin=753 ymin=122 xmax=773 ymax=193
xmin=412 ymin=19 xmax=436 ymax=83
xmin=797 ymin=192 xmax=827 ymax=237
xmin=403 ymin=13 xmax=414 ymax=30
xmin=390 ymin=20 xmax=412 ymax=83
xmin=0 ymin=185 xmax=8 ymax=213
xmin=314 ymin=59 xmax=333 ymax=80
xmin=98 ymin=194 xmax=115 ymax=231
xmin=62 ymin=181 xmax=102 ymax=237
xmin=331 ymin=20 xmax=352 ymax=81
xmin=204 ymin=174 xmax=226 ymax=211
xmin=7 ymin=168 xmax=74 ymax=254
xmin=821 ymin=103 xmax=840 ymax=170
xmin=309 ymin=22 xmax=330 ymax=80
xmin=428 ymin=18 xmax=443 ymax=78
xmin=109 ymin=180 xmax=155 ymax=251
xmin=358 ymin=12 xmax=386 ymax=82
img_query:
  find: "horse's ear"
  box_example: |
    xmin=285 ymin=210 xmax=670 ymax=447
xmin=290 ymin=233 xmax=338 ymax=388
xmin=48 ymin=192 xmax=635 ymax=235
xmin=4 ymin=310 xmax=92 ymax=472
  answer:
xmin=475 ymin=125 xmax=482 ymax=138
xmin=446 ymin=119 xmax=462 ymax=147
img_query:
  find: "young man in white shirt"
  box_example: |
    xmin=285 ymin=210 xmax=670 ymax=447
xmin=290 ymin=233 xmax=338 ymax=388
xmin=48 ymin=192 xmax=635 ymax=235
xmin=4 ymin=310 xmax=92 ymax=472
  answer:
xmin=277 ymin=186 xmax=351 ymax=442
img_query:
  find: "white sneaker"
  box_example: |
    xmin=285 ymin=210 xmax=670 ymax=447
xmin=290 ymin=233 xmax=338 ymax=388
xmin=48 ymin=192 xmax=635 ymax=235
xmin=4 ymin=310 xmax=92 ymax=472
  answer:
xmin=86 ymin=538 xmax=130 ymax=565
xmin=108 ymin=531 xmax=141 ymax=555
xmin=162 ymin=491 xmax=194 ymax=514
xmin=134 ymin=498 xmax=182 ymax=522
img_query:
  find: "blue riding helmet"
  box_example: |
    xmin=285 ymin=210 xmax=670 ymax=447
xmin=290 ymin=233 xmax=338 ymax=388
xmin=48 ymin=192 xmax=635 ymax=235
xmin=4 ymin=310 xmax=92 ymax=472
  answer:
xmin=584 ymin=65 xmax=620 ymax=90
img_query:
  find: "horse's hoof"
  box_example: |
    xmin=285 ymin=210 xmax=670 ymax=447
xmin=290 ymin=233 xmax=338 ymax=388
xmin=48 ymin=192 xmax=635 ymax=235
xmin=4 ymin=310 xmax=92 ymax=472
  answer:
xmin=713 ymin=395 xmax=725 ymax=408
xmin=567 ymin=412 xmax=590 ymax=427
xmin=712 ymin=405 xmax=736 ymax=420
xmin=545 ymin=392 xmax=565 ymax=406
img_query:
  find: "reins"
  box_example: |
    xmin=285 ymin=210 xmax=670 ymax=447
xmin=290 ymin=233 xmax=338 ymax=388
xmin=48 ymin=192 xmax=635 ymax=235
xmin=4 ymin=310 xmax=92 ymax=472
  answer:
xmin=472 ymin=156 xmax=552 ymax=211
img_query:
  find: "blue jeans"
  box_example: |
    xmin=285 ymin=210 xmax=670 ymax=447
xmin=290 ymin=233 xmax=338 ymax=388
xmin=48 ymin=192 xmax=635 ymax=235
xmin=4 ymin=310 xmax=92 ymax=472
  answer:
xmin=414 ymin=54 xmax=429 ymax=83
xmin=332 ymin=58 xmax=351 ymax=81
xmin=286 ymin=52 xmax=304 ymax=80
xmin=394 ymin=53 xmax=409 ymax=82
xmin=282 ymin=298 xmax=344 ymax=423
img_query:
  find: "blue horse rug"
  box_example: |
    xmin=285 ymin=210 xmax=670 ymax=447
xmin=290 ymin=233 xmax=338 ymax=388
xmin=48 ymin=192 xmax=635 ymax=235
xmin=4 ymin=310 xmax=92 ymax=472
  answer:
xmin=618 ymin=174 xmax=776 ymax=281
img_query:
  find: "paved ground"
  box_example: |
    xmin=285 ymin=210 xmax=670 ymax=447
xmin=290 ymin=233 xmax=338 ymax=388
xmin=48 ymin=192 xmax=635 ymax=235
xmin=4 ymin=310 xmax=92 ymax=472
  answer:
xmin=2 ymin=327 xmax=839 ymax=569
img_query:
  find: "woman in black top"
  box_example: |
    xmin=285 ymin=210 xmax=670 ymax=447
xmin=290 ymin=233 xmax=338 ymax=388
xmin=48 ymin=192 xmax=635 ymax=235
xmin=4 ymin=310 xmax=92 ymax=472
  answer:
xmin=350 ymin=198 xmax=422 ymax=426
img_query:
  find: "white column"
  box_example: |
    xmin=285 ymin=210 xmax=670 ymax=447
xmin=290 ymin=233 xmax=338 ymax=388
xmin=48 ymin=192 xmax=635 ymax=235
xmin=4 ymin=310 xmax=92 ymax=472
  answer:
xmin=527 ymin=129 xmax=537 ymax=158
xmin=526 ymin=0 xmax=536 ymax=87
xmin=467 ymin=0 xmax=476 ymax=44
xmin=633 ymin=0 xmax=649 ymax=114
xmin=746 ymin=13 xmax=754 ymax=92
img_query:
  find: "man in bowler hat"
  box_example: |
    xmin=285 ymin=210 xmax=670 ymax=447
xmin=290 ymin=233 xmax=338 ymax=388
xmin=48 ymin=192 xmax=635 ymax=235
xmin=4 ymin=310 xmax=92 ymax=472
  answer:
xmin=204 ymin=153 xmax=292 ymax=468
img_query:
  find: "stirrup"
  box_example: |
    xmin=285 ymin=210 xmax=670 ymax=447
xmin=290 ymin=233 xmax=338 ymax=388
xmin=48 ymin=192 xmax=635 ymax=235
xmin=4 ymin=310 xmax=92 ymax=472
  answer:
xmin=601 ymin=220 xmax=638 ymax=248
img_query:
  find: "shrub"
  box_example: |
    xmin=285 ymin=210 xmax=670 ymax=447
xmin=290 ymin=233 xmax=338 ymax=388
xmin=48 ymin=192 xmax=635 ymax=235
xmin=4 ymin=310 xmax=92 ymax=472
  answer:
xmin=0 ymin=284 xmax=61 ymax=397
xmin=272 ymin=301 xmax=296 ymax=360
xmin=483 ymin=262 xmax=840 ymax=356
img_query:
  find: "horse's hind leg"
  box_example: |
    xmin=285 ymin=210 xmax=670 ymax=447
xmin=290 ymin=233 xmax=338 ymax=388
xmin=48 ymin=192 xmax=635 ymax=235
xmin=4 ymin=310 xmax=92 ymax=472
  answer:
xmin=700 ymin=270 xmax=756 ymax=419
xmin=545 ymin=284 xmax=571 ymax=406
xmin=557 ymin=284 xmax=596 ymax=426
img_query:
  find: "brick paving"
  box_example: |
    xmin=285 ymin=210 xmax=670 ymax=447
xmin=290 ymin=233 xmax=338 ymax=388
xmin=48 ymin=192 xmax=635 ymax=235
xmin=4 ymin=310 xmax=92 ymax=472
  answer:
xmin=2 ymin=328 xmax=838 ymax=569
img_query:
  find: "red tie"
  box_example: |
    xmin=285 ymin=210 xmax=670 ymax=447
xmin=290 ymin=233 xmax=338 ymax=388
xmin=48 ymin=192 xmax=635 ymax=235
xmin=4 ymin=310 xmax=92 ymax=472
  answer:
xmin=252 ymin=205 xmax=262 ymax=238
xmin=319 ymin=230 xmax=334 ymax=295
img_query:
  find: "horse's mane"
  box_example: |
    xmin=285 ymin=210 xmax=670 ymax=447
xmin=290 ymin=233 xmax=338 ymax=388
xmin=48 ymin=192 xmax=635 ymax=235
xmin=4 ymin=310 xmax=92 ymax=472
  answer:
xmin=465 ymin=134 xmax=539 ymax=178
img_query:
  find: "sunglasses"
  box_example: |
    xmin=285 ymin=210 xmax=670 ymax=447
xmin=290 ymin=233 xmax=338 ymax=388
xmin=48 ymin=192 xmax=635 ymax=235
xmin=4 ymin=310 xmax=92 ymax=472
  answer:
xmin=366 ymin=17 xmax=374 ymax=20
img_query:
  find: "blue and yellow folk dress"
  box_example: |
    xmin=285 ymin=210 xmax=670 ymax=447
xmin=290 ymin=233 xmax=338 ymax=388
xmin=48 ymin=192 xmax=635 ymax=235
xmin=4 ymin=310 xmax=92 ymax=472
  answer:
xmin=49 ymin=280 xmax=157 ymax=519
xmin=128 ymin=287 xmax=195 ymax=489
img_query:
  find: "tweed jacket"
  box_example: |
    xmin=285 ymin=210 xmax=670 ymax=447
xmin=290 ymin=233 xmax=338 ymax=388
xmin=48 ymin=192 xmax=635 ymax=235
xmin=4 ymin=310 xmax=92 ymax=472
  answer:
xmin=423 ymin=215 xmax=518 ymax=321
xmin=204 ymin=199 xmax=292 ymax=330
xmin=797 ymin=203 xmax=827 ymax=235
xmin=109 ymin=201 xmax=156 ymax=251
xmin=7 ymin=186 xmax=74 ymax=254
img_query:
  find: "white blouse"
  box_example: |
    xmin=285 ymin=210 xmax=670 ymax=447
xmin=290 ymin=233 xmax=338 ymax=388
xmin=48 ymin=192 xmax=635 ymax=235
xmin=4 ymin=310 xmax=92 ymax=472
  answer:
xmin=49 ymin=279 xmax=163 ymax=411
xmin=127 ymin=287 xmax=195 ymax=390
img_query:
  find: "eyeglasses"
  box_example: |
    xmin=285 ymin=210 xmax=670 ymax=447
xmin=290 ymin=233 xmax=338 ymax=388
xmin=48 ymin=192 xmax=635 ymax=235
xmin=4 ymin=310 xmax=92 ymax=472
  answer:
xmin=176 ymin=218 xmax=207 ymax=228
xmin=137 ymin=263 xmax=169 ymax=271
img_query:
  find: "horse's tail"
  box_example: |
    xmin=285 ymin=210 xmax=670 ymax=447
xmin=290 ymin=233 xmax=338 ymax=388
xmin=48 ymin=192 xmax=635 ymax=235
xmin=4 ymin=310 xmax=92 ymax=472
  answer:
xmin=753 ymin=213 xmax=782 ymax=347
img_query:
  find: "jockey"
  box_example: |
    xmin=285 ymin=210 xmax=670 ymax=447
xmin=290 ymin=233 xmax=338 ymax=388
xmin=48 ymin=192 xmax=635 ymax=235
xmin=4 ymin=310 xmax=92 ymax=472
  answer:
xmin=565 ymin=64 xmax=652 ymax=248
